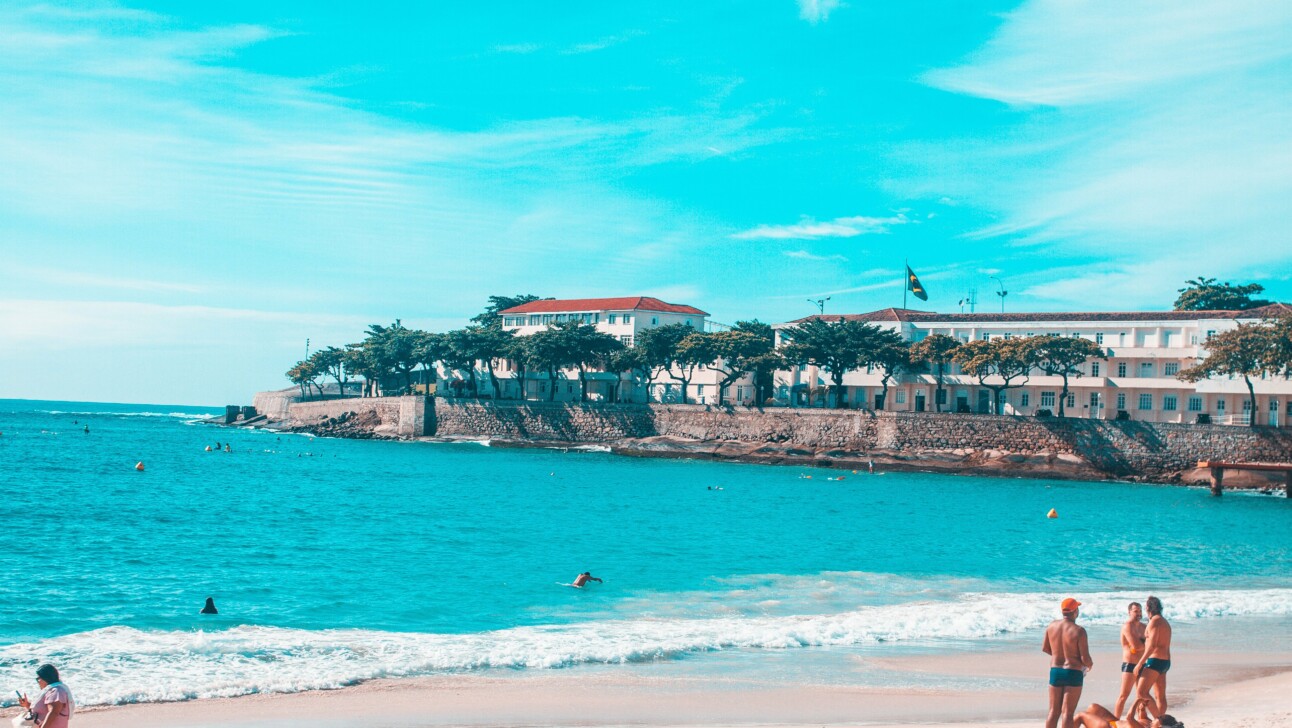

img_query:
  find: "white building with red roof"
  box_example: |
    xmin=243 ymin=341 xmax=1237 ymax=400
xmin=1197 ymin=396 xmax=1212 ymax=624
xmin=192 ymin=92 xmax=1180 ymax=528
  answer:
xmin=772 ymin=304 xmax=1292 ymax=425
xmin=483 ymin=296 xmax=742 ymax=403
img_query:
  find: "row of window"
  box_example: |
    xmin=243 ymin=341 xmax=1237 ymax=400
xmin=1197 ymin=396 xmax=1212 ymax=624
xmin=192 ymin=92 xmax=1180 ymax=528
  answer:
xmin=503 ymin=312 xmax=631 ymax=326
xmin=964 ymin=331 xmax=1215 ymax=346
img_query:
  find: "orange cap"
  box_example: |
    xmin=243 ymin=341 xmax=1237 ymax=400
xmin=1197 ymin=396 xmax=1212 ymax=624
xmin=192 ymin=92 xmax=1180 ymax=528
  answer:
xmin=1061 ymin=598 xmax=1082 ymax=612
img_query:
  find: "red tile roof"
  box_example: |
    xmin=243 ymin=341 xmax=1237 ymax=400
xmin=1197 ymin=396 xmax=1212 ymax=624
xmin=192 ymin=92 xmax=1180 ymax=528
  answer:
xmin=785 ymin=303 xmax=1292 ymax=325
xmin=500 ymin=296 xmax=709 ymax=316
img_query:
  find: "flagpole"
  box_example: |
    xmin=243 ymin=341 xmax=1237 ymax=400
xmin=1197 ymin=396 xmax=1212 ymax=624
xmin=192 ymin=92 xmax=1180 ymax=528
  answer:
xmin=903 ymin=258 xmax=908 ymax=309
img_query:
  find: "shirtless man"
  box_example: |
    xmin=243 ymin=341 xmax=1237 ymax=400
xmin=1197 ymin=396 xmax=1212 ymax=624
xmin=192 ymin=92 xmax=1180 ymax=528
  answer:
xmin=571 ymin=572 xmax=602 ymax=587
xmin=1115 ymin=602 xmax=1147 ymax=717
xmin=1135 ymin=596 xmax=1173 ymax=717
xmin=1043 ymin=597 xmax=1094 ymax=728
xmin=1073 ymin=698 xmax=1183 ymax=728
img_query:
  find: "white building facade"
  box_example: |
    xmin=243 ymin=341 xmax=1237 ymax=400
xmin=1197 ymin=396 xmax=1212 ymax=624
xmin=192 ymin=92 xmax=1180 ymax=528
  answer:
xmin=446 ymin=296 xmax=746 ymax=404
xmin=772 ymin=304 xmax=1292 ymax=427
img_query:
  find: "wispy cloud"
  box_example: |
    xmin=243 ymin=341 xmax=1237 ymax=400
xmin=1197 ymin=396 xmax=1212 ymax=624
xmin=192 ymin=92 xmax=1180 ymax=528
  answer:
xmin=797 ymin=0 xmax=842 ymax=24
xmin=903 ymin=0 xmax=1292 ymax=308
xmin=784 ymin=250 xmax=847 ymax=262
xmin=562 ymin=30 xmax=646 ymax=55
xmin=732 ymin=212 xmax=911 ymax=240
xmin=491 ymin=42 xmax=540 ymax=54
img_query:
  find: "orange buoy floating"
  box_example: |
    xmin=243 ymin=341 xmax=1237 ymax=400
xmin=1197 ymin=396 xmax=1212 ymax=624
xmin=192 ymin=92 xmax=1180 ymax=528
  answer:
xmin=1046 ymin=508 xmax=1058 ymax=519
xmin=135 ymin=461 xmax=146 ymax=472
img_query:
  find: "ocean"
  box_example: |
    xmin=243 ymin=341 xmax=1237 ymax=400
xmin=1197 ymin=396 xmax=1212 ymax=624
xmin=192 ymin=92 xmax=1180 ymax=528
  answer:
xmin=1 ymin=399 xmax=1289 ymax=706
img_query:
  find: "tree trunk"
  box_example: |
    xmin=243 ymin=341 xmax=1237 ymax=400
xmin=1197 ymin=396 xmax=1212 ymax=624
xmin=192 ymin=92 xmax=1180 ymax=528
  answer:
xmin=935 ymin=364 xmax=945 ymax=412
xmin=547 ymin=368 xmax=557 ymax=401
xmin=1058 ymin=374 xmax=1068 ymax=417
xmin=834 ymin=373 xmax=846 ymax=409
xmin=578 ymin=366 xmax=589 ymax=402
xmin=1245 ymin=375 xmax=1257 ymax=427
xmin=486 ymin=361 xmax=500 ymax=400
xmin=517 ymin=366 xmax=527 ymax=401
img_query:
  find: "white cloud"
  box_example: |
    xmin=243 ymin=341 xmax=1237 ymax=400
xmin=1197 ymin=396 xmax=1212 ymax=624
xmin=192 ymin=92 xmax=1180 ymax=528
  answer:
xmin=905 ymin=0 xmax=1292 ymax=306
xmin=798 ymin=0 xmax=842 ymax=24
xmin=732 ymin=212 xmax=910 ymax=240
xmin=784 ymin=250 xmax=847 ymax=262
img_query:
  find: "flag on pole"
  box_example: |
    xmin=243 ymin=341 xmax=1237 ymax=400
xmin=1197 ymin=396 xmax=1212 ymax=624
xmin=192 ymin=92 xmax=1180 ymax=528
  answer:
xmin=906 ymin=264 xmax=928 ymax=301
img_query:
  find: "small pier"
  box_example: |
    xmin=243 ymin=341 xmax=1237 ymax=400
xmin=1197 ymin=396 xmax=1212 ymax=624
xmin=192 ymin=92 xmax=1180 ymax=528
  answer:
xmin=1198 ymin=460 xmax=1292 ymax=497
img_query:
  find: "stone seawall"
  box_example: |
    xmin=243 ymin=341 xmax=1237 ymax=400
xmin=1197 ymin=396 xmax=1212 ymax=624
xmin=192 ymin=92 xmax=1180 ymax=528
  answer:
xmin=250 ymin=392 xmax=1292 ymax=484
xmin=281 ymin=396 xmax=428 ymax=438
xmin=428 ymin=399 xmax=1292 ymax=481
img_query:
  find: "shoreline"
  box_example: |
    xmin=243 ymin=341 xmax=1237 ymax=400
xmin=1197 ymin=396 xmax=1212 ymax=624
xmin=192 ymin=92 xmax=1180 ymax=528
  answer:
xmin=62 ymin=644 xmax=1292 ymax=727
xmin=222 ymin=416 xmax=1287 ymax=489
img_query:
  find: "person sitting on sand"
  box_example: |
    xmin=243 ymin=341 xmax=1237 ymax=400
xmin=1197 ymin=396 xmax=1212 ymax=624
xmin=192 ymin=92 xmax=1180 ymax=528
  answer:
xmin=1115 ymin=601 xmax=1146 ymax=717
xmin=1134 ymin=596 xmax=1173 ymax=718
xmin=200 ymin=597 xmax=218 ymax=615
xmin=1073 ymin=698 xmax=1182 ymax=728
xmin=572 ymin=572 xmax=602 ymax=587
xmin=17 ymin=663 xmax=75 ymax=728
xmin=1043 ymin=597 xmax=1093 ymax=728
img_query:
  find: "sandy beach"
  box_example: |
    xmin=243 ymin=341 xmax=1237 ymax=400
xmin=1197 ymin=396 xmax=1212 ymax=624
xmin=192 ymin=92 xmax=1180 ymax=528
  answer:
xmin=57 ymin=643 xmax=1291 ymax=728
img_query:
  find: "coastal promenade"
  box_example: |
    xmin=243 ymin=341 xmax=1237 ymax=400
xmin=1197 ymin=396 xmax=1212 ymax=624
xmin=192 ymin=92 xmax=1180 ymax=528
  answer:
xmin=243 ymin=391 xmax=1292 ymax=487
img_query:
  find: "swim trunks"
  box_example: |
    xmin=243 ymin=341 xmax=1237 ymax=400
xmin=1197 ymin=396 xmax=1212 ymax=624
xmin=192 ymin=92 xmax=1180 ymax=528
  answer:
xmin=1121 ymin=661 xmax=1137 ymax=673
xmin=1143 ymin=658 xmax=1171 ymax=674
xmin=1049 ymin=667 xmax=1084 ymax=687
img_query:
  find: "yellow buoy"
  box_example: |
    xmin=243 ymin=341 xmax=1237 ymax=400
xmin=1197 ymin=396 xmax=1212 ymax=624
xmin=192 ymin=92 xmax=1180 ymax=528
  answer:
xmin=135 ymin=462 xmax=146 ymax=472
xmin=1046 ymin=508 xmax=1058 ymax=519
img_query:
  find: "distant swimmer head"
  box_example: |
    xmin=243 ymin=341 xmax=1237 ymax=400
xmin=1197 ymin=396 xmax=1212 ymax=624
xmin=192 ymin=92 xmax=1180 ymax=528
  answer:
xmin=35 ymin=664 xmax=59 ymax=685
xmin=1060 ymin=597 xmax=1081 ymax=616
xmin=201 ymin=597 xmax=218 ymax=615
xmin=1146 ymin=595 xmax=1163 ymax=616
xmin=1155 ymin=716 xmax=1182 ymax=728
xmin=135 ymin=461 xmax=145 ymax=471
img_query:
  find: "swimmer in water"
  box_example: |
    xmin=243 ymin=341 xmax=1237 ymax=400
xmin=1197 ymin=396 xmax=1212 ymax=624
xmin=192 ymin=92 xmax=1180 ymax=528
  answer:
xmin=200 ymin=597 xmax=218 ymax=615
xmin=572 ymin=572 xmax=602 ymax=587
xmin=83 ymin=425 xmax=89 ymax=434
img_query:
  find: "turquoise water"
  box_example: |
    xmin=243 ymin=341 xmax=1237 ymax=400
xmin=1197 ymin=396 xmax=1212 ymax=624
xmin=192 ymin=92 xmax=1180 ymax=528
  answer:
xmin=0 ymin=399 xmax=1289 ymax=705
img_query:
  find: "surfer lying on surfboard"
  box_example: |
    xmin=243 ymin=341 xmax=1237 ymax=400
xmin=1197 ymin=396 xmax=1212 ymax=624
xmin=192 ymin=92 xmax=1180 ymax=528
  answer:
xmin=572 ymin=572 xmax=602 ymax=587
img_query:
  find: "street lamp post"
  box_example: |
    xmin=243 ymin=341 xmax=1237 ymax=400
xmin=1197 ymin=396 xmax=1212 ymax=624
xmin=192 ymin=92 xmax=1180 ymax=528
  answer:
xmin=990 ymin=276 xmax=1008 ymax=313
xmin=807 ymin=296 xmax=831 ymax=315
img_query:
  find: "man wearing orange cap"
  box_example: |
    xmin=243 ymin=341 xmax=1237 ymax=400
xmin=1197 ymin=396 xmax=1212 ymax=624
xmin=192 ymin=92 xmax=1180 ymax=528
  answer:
xmin=1043 ymin=597 xmax=1094 ymax=728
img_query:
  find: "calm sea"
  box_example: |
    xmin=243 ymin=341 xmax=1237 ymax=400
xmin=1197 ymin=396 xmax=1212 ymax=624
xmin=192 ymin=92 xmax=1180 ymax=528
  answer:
xmin=0 ymin=399 xmax=1288 ymax=705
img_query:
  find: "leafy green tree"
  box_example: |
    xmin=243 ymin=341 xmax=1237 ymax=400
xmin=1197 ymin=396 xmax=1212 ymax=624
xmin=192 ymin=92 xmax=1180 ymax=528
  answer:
xmin=1023 ymin=336 xmax=1107 ymax=417
xmin=780 ymin=318 xmax=885 ymax=409
xmin=505 ymin=334 xmax=535 ymax=400
xmin=362 ymin=321 xmax=422 ymax=393
xmin=446 ymin=326 xmax=516 ymax=399
xmin=308 ymin=346 xmax=349 ymax=398
xmin=1268 ymin=313 xmax=1292 ymax=378
xmin=732 ymin=320 xmax=783 ymax=405
xmin=702 ymin=327 xmax=781 ymax=406
xmin=556 ymin=322 xmax=625 ymax=402
xmin=412 ymin=331 xmax=448 ymax=395
xmin=471 ymin=294 xmax=543 ymax=328
xmin=870 ymin=331 xmax=918 ymax=411
xmin=1174 ymin=277 xmax=1272 ymax=311
xmin=609 ymin=346 xmax=651 ymax=403
xmin=524 ymin=325 xmax=571 ymax=401
xmin=286 ymin=360 xmax=323 ymax=399
xmin=343 ymin=342 xmax=387 ymax=397
xmin=442 ymin=328 xmax=482 ymax=397
xmin=952 ymin=338 xmax=1033 ymax=414
xmin=910 ymin=334 xmax=962 ymax=412
xmin=637 ymin=324 xmax=710 ymax=404
xmin=1178 ymin=323 xmax=1276 ymax=427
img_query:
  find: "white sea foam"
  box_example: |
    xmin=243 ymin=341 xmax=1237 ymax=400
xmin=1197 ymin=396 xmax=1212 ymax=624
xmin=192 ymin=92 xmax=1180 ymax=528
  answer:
xmin=36 ymin=409 xmax=210 ymax=419
xmin=1 ymin=587 xmax=1288 ymax=707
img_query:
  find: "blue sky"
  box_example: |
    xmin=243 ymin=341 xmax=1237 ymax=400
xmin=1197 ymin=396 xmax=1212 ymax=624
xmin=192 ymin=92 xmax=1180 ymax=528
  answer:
xmin=2 ymin=0 xmax=1289 ymax=404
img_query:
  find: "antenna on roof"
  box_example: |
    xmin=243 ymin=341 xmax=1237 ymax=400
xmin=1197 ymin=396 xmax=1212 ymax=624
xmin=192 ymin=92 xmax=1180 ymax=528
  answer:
xmin=958 ymin=289 xmax=977 ymax=313
xmin=807 ymin=297 xmax=830 ymax=315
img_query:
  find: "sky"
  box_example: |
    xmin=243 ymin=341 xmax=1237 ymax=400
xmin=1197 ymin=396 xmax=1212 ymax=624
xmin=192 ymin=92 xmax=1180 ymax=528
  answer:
xmin=1 ymin=0 xmax=1290 ymax=405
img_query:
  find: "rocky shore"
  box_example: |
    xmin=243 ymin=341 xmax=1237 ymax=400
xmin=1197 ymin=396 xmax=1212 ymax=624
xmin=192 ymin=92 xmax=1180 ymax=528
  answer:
xmin=224 ymin=392 xmax=1292 ymax=491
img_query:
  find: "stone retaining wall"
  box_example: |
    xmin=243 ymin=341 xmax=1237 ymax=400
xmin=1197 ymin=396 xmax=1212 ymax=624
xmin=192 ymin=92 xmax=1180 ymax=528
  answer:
xmin=427 ymin=399 xmax=1292 ymax=476
xmin=255 ymin=392 xmax=1292 ymax=477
